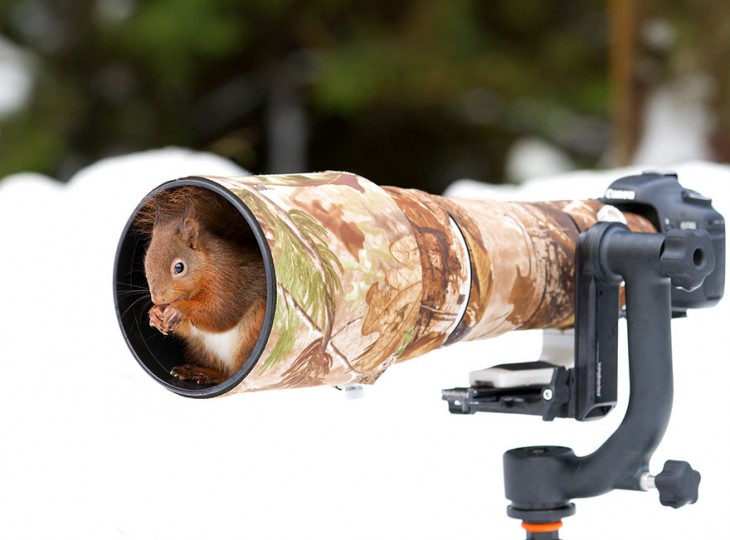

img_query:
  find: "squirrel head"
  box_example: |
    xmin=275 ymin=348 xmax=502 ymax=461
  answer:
xmin=144 ymin=208 xmax=208 ymax=306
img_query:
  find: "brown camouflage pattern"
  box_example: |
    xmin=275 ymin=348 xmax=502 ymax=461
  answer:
xmin=380 ymin=187 xmax=471 ymax=361
xmin=172 ymin=172 xmax=655 ymax=394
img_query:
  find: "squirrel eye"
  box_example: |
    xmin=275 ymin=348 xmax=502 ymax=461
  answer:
xmin=173 ymin=261 xmax=185 ymax=275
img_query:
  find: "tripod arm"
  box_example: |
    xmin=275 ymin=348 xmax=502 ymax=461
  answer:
xmin=504 ymin=223 xmax=711 ymax=523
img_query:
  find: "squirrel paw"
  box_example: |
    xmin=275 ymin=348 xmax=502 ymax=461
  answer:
xmin=170 ymin=364 xmax=227 ymax=385
xmin=149 ymin=304 xmax=183 ymax=335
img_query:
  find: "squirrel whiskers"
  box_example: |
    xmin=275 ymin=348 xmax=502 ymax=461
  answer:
xmin=135 ymin=186 xmax=266 ymax=385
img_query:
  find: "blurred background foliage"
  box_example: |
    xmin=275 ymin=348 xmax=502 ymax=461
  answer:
xmin=0 ymin=0 xmax=728 ymax=193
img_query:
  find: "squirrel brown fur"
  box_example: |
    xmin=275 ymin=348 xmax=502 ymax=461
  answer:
xmin=135 ymin=186 xmax=266 ymax=385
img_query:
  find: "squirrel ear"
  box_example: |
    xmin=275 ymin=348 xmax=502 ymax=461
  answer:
xmin=181 ymin=217 xmax=200 ymax=249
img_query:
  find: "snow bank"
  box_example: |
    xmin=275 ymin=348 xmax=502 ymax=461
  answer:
xmin=0 ymin=149 xmax=727 ymax=540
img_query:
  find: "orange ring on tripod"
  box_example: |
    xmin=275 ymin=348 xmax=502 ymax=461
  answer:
xmin=522 ymin=521 xmax=563 ymax=533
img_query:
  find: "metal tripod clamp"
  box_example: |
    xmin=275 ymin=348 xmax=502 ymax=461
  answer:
xmin=504 ymin=221 xmax=713 ymax=531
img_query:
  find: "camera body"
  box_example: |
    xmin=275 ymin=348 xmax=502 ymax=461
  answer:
xmin=600 ymin=171 xmax=725 ymax=314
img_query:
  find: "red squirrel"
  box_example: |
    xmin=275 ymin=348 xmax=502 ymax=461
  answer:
xmin=135 ymin=186 xmax=266 ymax=385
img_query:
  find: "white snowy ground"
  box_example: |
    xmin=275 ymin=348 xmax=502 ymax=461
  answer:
xmin=0 ymin=148 xmax=727 ymax=540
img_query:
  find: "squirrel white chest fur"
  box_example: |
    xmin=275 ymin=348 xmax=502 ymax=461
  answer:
xmin=188 ymin=320 xmax=246 ymax=372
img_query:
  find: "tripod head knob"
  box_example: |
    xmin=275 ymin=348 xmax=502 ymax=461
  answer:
xmin=655 ymin=460 xmax=701 ymax=509
xmin=660 ymin=228 xmax=715 ymax=291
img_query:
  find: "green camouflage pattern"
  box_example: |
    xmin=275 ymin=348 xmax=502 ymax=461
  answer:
xmin=209 ymin=172 xmax=423 ymax=392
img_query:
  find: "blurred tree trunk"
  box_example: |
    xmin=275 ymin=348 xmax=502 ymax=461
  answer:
xmin=608 ymin=0 xmax=640 ymax=166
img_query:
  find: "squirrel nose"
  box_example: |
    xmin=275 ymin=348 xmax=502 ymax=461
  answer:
xmin=150 ymin=289 xmax=161 ymax=305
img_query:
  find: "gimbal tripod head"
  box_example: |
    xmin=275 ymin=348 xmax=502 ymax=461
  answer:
xmin=443 ymin=172 xmax=725 ymax=539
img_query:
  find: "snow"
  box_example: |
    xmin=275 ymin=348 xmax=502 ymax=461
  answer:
xmin=631 ymin=74 xmax=715 ymax=167
xmin=0 ymin=35 xmax=34 ymax=118
xmin=0 ymin=148 xmax=727 ymax=540
xmin=504 ymin=136 xmax=576 ymax=183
